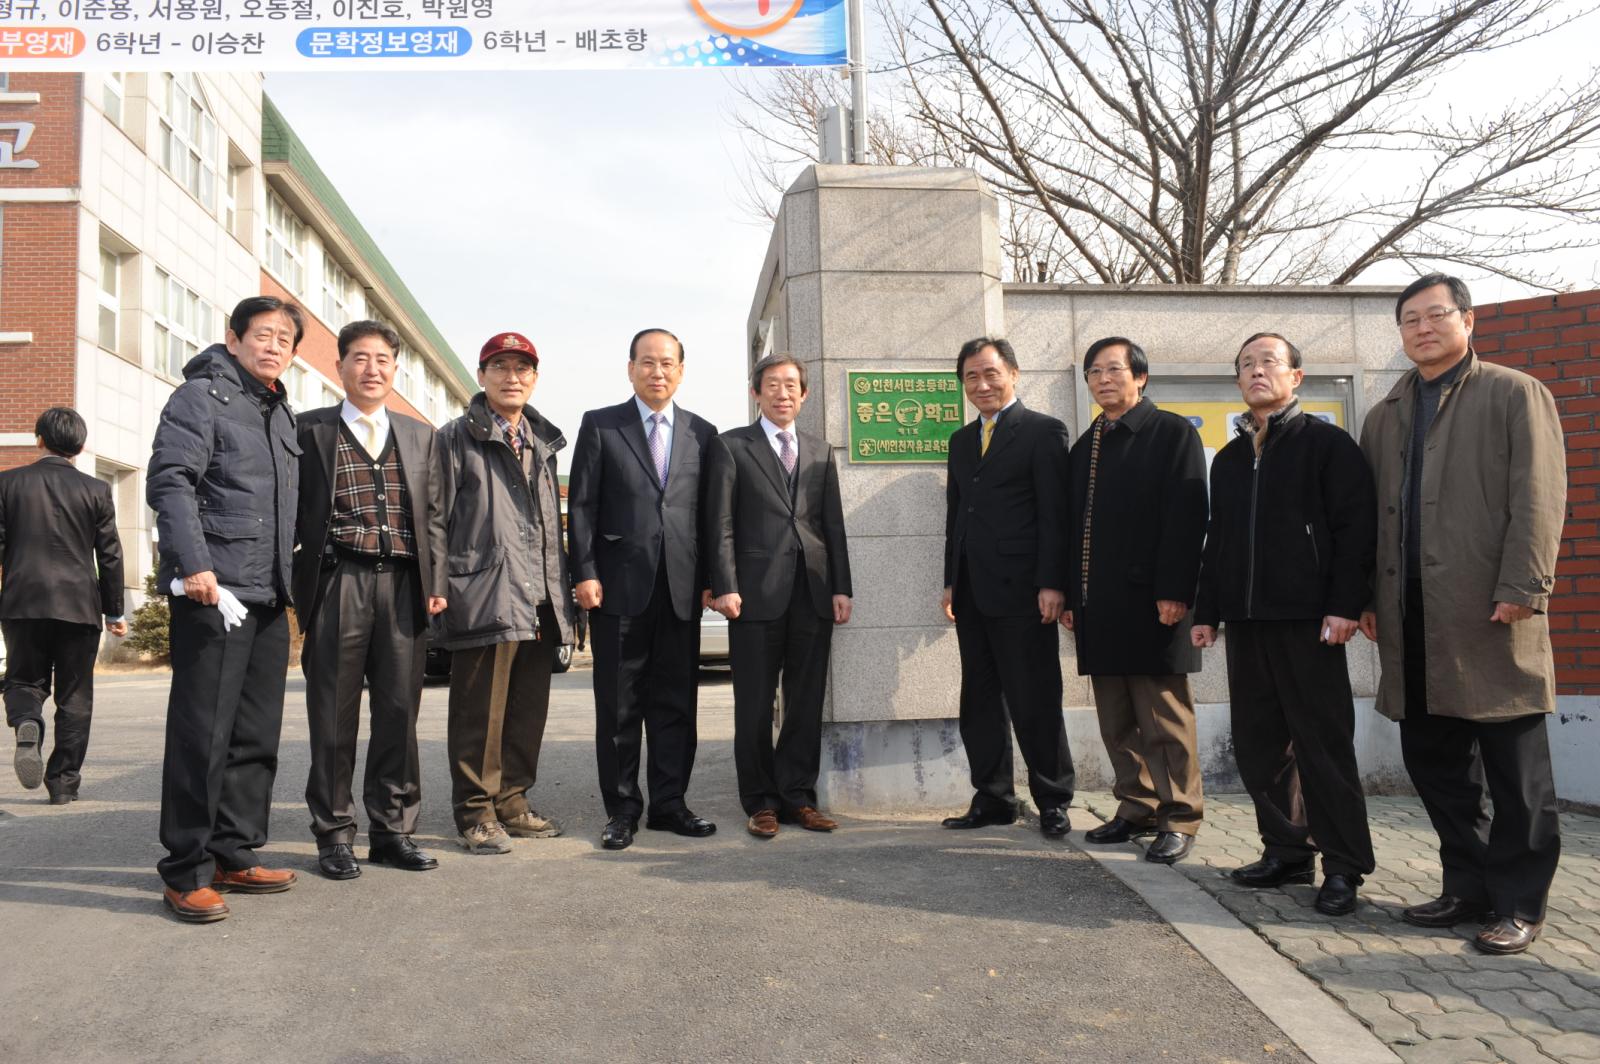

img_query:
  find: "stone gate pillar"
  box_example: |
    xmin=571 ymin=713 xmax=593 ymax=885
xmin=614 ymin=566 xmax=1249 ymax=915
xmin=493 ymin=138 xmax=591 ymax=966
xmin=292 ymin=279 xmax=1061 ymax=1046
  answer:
xmin=747 ymin=165 xmax=1003 ymax=811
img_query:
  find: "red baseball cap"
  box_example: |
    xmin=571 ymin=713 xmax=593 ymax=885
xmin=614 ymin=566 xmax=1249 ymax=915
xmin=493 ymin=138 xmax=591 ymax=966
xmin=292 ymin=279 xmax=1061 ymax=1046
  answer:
xmin=478 ymin=332 xmax=539 ymax=368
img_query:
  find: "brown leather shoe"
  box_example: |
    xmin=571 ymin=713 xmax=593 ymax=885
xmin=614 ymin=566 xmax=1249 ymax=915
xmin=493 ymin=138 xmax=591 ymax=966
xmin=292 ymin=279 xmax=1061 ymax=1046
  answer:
xmin=1476 ymin=916 xmax=1543 ymax=955
xmin=163 ymin=886 xmax=229 ymax=923
xmin=747 ymin=809 xmax=779 ymax=838
xmin=212 ymin=865 xmax=297 ymax=894
xmin=787 ymin=806 xmax=838 ymax=832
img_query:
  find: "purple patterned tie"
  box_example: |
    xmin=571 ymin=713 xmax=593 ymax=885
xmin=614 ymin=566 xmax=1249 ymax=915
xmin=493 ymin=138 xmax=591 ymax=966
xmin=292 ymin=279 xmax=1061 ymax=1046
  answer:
xmin=648 ymin=412 xmax=669 ymax=489
xmin=778 ymin=430 xmax=796 ymax=478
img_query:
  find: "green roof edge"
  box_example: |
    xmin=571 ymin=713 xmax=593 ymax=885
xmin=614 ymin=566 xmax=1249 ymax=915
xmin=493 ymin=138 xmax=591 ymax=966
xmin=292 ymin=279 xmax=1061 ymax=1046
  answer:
xmin=260 ymin=94 xmax=476 ymax=395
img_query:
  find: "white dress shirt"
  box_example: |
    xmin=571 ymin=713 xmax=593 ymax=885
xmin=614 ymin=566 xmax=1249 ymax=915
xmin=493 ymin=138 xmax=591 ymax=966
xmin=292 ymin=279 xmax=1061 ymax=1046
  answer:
xmin=759 ymin=415 xmax=800 ymax=467
xmin=635 ymin=396 xmax=675 ymax=469
xmin=341 ymin=399 xmax=391 ymax=456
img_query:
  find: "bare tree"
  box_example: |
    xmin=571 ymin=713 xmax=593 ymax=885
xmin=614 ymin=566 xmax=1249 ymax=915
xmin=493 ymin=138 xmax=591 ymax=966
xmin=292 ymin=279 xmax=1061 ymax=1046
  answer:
xmin=734 ymin=0 xmax=1600 ymax=287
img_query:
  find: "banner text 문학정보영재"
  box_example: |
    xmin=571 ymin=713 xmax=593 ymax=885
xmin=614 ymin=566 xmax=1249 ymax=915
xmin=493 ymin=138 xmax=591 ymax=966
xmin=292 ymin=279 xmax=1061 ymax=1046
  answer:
xmin=0 ymin=0 xmax=848 ymax=72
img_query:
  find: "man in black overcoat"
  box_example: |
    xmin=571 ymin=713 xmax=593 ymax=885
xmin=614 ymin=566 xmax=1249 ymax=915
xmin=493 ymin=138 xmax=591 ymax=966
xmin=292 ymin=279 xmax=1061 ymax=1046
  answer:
xmin=1065 ymin=337 xmax=1208 ymax=864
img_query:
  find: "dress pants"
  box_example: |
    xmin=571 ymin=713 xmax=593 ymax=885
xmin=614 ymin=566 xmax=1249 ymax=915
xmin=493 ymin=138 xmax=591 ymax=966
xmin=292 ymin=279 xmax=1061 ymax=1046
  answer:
xmin=301 ymin=558 xmax=426 ymax=847
xmin=952 ymin=573 xmax=1075 ymax=814
xmin=158 ymin=596 xmax=289 ymax=892
xmin=1090 ymin=673 xmax=1203 ymax=834
xmin=1399 ymin=579 xmax=1560 ymax=922
xmin=1224 ymin=620 xmax=1375 ymax=879
xmin=729 ymin=561 xmax=832 ymax=816
xmin=447 ymin=602 xmax=558 ymax=833
xmin=591 ymin=565 xmax=699 ymax=820
xmin=2 ymin=618 xmax=102 ymax=796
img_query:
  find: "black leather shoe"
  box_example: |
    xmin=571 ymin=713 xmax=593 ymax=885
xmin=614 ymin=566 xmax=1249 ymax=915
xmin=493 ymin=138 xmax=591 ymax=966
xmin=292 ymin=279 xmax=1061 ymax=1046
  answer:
xmin=1085 ymin=817 xmax=1156 ymax=844
xmin=1039 ymin=806 xmax=1070 ymax=838
xmin=1476 ymin=916 xmax=1543 ymax=955
xmin=601 ymin=815 xmax=639 ymax=850
xmin=46 ymin=790 xmax=75 ymax=806
xmin=942 ymin=804 xmax=1018 ymax=829
xmin=1230 ymin=856 xmax=1315 ymax=888
xmin=1145 ymin=831 xmax=1194 ymax=864
xmin=368 ymin=835 xmax=438 ymax=871
xmin=1315 ymin=873 xmax=1360 ymax=915
xmin=645 ymin=808 xmax=717 ymax=838
xmin=317 ymin=843 xmax=361 ymax=880
xmin=1403 ymin=894 xmax=1490 ymax=928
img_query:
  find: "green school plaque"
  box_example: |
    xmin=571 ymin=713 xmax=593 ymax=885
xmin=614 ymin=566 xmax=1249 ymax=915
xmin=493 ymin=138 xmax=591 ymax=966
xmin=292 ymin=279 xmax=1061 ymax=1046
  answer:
xmin=846 ymin=370 xmax=965 ymax=463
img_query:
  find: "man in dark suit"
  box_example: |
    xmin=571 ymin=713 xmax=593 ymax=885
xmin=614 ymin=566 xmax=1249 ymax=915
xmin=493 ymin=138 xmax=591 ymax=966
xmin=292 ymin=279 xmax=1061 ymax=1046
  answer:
xmin=941 ymin=337 xmax=1076 ymax=837
xmin=293 ymin=320 xmax=448 ymax=880
xmin=1 ymin=407 xmax=125 ymax=801
xmin=569 ymin=328 xmax=719 ymax=851
xmin=1065 ymin=337 xmax=1208 ymax=864
xmin=705 ymin=353 xmax=852 ymax=839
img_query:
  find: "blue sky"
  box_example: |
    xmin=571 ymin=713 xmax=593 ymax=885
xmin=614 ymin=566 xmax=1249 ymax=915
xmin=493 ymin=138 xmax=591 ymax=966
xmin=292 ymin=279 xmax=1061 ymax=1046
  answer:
xmin=261 ymin=7 xmax=1598 ymax=460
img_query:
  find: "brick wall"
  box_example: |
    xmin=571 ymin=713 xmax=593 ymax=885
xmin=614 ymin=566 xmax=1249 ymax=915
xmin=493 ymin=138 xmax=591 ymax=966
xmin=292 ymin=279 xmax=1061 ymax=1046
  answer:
xmin=1472 ymin=289 xmax=1600 ymax=694
xmin=0 ymin=73 xmax=83 ymax=473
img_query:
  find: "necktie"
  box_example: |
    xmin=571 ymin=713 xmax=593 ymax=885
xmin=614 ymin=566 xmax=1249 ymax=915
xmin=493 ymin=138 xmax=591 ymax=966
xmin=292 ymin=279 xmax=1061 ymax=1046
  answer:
xmin=648 ymin=412 xmax=669 ymax=489
xmin=981 ymin=417 xmax=995 ymax=456
xmin=358 ymin=414 xmax=379 ymax=455
xmin=777 ymin=430 xmax=797 ymax=478
xmin=1080 ymin=417 xmax=1105 ymax=607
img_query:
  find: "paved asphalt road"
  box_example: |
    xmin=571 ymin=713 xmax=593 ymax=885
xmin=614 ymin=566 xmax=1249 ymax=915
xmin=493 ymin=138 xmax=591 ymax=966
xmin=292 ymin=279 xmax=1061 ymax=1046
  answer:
xmin=0 ymin=668 xmax=1305 ymax=1063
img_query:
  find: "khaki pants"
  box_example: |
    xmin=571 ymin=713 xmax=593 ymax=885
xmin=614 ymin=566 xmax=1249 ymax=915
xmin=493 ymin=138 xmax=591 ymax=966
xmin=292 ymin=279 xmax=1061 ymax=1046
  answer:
xmin=1089 ymin=673 xmax=1203 ymax=834
xmin=447 ymin=604 xmax=558 ymax=833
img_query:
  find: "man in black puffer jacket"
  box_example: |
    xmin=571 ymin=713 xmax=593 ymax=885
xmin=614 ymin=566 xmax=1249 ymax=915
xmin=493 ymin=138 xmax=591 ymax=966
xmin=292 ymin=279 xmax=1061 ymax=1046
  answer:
xmin=1192 ymin=332 xmax=1377 ymax=919
xmin=147 ymin=295 xmax=304 ymax=924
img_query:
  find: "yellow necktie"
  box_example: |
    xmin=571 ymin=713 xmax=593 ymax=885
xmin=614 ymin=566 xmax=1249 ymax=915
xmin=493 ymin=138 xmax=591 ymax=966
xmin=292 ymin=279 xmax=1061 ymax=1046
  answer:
xmin=981 ymin=418 xmax=994 ymax=456
xmin=359 ymin=415 xmax=379 ymax=455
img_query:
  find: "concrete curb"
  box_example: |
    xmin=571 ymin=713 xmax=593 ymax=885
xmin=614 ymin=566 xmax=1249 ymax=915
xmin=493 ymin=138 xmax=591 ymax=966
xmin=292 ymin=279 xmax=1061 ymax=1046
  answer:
xmin=1067 ymin=809 xmax=1401 ymax=1064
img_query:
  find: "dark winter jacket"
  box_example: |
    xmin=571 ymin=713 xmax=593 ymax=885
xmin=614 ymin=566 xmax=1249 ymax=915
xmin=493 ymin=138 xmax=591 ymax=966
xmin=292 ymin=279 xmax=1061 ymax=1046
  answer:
xmin=1194 ymin=403 xmax=1375 ymax=627
xmin=147 ymin=345 xmax=299 ymax=606
xmin=434 ymin=393 xmax=576 ymax=651
xmin=1067 ymin=399 xmax=1208 ymax=675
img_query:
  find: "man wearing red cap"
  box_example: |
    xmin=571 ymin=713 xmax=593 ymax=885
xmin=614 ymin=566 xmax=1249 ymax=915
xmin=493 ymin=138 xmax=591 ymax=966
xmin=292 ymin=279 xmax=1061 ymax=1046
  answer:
xmin=434 ymin=332 xmax=577 ymax=854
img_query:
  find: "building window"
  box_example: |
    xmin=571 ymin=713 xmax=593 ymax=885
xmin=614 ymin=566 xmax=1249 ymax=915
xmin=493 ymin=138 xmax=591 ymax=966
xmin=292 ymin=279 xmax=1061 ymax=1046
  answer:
xmin=102 ymin=73 xmax=124 ymax=126
xmin=321 ymin=250 xmax=361 ymax=326
xmin=264 ymin=189 xmax=306 ymax=294
xmin=97 ymin=246 xmax=121 ymax=351
xmin=157 ymin=73 xmax=218 ymax=211
xmin=154 ymin=268 xmax=217 ymax=380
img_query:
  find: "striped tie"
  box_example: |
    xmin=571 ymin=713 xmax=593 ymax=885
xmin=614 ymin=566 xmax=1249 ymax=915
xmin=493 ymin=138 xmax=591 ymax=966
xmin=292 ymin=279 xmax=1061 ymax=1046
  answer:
xmin=1080 ymin=417 xmax=1105 ymax=607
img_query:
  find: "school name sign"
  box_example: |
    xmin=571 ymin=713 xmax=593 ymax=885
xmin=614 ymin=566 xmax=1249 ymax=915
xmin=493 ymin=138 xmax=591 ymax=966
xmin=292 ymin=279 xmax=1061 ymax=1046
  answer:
xmin=0 ymin=0 xmax=848 ymax=71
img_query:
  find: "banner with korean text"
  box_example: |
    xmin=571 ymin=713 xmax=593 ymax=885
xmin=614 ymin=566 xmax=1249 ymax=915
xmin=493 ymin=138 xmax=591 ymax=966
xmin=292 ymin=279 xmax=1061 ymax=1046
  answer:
xmin=0 ymin=0 xmax=848 ymax=71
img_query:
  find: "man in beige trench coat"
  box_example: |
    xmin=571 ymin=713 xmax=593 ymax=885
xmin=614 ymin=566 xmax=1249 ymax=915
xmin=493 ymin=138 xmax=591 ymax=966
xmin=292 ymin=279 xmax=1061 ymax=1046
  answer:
xmin=1359 ymin=272 xmax=1566 ymax=955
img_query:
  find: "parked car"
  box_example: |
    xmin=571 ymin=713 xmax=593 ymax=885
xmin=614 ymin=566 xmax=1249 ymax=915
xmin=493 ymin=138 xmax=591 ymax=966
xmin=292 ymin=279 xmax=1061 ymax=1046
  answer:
xmin=698 ymin=606 xmax=730 ymax=666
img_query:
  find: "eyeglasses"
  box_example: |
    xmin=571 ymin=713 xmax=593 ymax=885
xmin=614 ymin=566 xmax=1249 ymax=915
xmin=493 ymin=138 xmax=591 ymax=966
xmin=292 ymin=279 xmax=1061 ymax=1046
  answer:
xmin=1399 ymin=307 xmax=1463 ymax=332
xmin=1237 ymin=356 xmax=1291 ymax=374
xmin=484 ymin=360 xmax=536 ymax=379
xmin=1085 ymin=365 xmax=1131 ymax=380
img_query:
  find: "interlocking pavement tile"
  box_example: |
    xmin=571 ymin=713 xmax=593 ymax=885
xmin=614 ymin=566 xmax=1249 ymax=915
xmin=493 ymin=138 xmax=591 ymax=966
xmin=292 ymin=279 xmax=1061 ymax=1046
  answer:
xmin=1413 ymin=1010 xmax=1517 ymax=1040
xmin=1482 ymin=1029 xmax=1569 ymax=1064
xmin=1329 ymin=989 xmax=1425 ymax=1044
xmin=1394 ymin=1036 xmax=1504 ymax=1064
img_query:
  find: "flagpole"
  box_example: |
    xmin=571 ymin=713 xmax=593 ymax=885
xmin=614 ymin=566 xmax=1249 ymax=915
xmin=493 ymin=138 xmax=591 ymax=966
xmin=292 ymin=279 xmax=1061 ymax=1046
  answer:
xmin=848 ymin=0 xmax=867 ymax=162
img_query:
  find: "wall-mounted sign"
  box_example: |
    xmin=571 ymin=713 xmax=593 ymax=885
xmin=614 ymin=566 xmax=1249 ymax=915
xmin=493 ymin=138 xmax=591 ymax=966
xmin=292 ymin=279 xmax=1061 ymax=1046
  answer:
xmin=0 ymin=0 xmax=848 ymax=71
xmin=847 ymin=369 xmax=964 ymax=464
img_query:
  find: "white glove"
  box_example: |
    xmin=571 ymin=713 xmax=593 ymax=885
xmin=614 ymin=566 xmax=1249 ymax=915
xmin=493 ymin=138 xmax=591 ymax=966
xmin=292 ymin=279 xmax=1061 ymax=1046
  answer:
xmin=215 ymin=586 xmax=247 ymax=631
xmin=167 ymin=578 xmax=249 ymax=631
